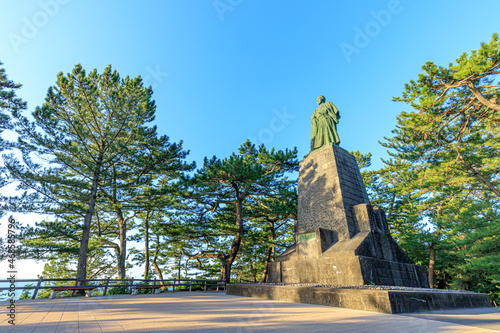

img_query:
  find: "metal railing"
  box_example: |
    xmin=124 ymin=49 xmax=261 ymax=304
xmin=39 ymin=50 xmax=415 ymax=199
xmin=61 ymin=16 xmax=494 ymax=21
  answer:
xmin=0 ymin=277 xmax=226 ymax=299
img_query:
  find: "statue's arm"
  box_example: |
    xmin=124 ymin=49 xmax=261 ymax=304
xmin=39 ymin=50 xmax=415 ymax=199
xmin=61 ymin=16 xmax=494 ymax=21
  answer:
xmin=311 ymin=109 xmax=320 ymax=121
xmin=325 ymin=102 xmax=340 ymax=122
xmin=326 ymin=102 xmax=340 ymax=115
xmin=311 ymin=115 xmax=318 ymax=127
xmin=311 ymin=116 xmax=317 ymax=150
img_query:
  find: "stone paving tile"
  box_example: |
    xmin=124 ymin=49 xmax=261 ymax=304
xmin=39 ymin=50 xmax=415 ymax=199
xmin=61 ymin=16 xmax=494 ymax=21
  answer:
xmin=54 ymin=301 xmax=79 ymax=333
xmin=14 ymin=302 xmax=59 ymax=329
xmin=0 ymin=292 xmax=498 ymax=332
xmin=30 ymin=302 xmax=66 ymax=332
xmin=1 ymin=301 xmax=48 ymax=327
xmin=90 ymin=302 xmax=126 ymax=332
xmin=403 ymin=308 xmax=500 ymax=332
xmin=77 ymin=301 xmax=103 ymax=333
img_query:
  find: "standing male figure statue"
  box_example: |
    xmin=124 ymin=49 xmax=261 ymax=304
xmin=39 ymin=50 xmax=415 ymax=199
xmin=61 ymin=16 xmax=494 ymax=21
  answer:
xmin=311 ymin=95 xmax=340 ymax=150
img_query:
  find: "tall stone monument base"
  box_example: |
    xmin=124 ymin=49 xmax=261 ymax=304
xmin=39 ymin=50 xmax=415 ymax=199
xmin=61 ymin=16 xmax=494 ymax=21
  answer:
xmin=268 ymin=144 xmax=429 ymax=288
xmin=267 ymin=225 xmax=429 ymax=287
xmin=226 ymin=144 xmax=492 ymax=312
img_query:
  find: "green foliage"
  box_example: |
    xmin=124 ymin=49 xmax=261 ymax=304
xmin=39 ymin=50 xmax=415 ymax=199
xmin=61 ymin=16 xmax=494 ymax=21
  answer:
xmin=2 ymin=63 xmax=192 ymax=282
xmin=351 ymin=150 xmax=372 ymax=170
xmin=375 ymin=34 xmax=500 ymax=298
xmin=180 ymin=140 xmax=298 ymax=282
xmin=174 ymin=279 xmax=202 ymax=292
xmin=0 ymin=61 xmax=26 ymax=216
xmin=36 ymin=288 xmax=54 ymax=299
xmin=107 ymin=285 xmax=129 ymax=295
xmin=19 ymin=284 xmax=33 ymax=300
xmin=30 ymin=249 xmax=112 ymax=298
xmin=0 ymin=60 xmax=26 ymax=146
xmin=40 ymin=247 xmax=114 ymax=280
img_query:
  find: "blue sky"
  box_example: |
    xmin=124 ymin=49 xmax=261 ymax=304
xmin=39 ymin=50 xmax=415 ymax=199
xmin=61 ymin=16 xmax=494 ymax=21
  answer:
xmin=1 ymin=0 xmax=499 ymax=279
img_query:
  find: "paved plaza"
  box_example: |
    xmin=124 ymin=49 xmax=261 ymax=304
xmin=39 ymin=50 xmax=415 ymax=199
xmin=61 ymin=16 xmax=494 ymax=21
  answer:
xmin=1 ymin=292 xmax=499 ymax=332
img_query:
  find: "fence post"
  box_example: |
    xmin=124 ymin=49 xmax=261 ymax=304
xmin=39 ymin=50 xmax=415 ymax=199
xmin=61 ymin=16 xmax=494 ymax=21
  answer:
xmin=173 ymin=278 xmax=176 ymax=293
xmin=189 ymin=279 xmax=192 ymax=292
xmin=129 ymin=278 xmax=134 ymax=295
xmin=204 ymin=278 xmax=207 ymax=292
xmin=70 ymin=278 xmax=79 ymax=297
xmin=103 ymin=277 xmax=110 ymax=296
xmin=31 ymin=276 xmax=43 ymax=300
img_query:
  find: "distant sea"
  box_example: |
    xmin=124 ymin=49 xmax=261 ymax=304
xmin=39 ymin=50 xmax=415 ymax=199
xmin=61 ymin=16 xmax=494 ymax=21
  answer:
xmin=0 ymin=280 xmax=35 ymax=301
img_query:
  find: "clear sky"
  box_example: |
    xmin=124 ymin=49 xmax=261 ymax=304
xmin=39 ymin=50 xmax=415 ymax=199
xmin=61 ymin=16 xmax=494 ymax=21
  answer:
xmin=1 ymin=0 xmax=499 ymax=279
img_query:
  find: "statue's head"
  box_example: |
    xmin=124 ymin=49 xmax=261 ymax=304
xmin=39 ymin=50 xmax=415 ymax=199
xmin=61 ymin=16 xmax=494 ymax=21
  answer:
xmin=316 ymin=95 xmax=325 ymax=105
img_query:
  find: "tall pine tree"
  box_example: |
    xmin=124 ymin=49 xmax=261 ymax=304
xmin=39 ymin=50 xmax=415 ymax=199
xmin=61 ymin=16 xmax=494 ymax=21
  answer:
xmin=380 ymin=34 xmax=500 ymax=293
xmin=182 ymin=140 xmax=298 ymax=282
xmin=3 ymin=64 xmax=176 ymax=283
xmin=0 ymin=61 xmax=26 ymax=197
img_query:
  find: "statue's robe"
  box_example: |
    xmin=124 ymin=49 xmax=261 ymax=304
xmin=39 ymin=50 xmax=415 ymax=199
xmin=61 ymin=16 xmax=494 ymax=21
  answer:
xmin=311 ymin=101 xmax=340 ymax=150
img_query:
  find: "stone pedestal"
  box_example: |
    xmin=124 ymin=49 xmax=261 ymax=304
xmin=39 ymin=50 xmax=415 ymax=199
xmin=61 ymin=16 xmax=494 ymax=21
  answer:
xmin=297 ymin=143 xmax=369 ymax=239
xmin=227 ymin=284 xmax=492 ymax=314
xmin=227 ymin=143 xmax=492 ymax=312
xmin=267 ymin=144 xmax=429 ymax=288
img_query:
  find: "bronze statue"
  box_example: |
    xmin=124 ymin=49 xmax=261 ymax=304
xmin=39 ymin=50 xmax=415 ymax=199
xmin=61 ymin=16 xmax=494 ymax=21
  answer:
xmin=311 ymin=95 xmax=340 ymax=150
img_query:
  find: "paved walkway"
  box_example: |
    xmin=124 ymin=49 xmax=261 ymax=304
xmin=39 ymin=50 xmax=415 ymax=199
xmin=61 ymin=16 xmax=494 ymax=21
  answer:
xmin=1 ymin=292 xmax=499 ymax=332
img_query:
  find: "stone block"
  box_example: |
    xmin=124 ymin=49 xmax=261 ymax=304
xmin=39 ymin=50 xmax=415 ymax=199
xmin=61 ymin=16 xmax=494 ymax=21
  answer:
xmin=227 ymin=284 xmax=492 ymax=314
xmin=261 ymin=143 xmax=490 ymax=310
xmin=297 ymin=144 xmax=369 ymax=239
xmin=273 ymin=144 xmax=430 ymax=288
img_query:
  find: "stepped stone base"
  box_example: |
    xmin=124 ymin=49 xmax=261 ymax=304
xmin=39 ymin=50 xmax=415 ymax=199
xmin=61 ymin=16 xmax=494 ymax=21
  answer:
xmin=226 ymin=284 xmax=492 ymax=314
xmin=268 ymin=252 xmax=428 ymax=287
xmin=239 ymin=144 xmax=492 ymax=312
xmin=268 ymin=144 xmax=429 ymax=288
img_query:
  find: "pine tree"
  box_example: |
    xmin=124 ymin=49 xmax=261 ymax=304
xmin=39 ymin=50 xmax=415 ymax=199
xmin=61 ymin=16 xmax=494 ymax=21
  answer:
xmin=0 ymin=61 xmax=26 ymax=198
xmin=95 ymin=134 xmax=193 ymax=279
xmin=244 ymin=190 xmax=296 ymax=282
xmin=380 ymin=34 xmax=500 ymax=292
xmin=392 ymin=33 xmax=500 ymax=199
xmin=3 ymin=64 xmax=170 ymax=283
xmin=182 ymin=140 xmax=298 ymax=282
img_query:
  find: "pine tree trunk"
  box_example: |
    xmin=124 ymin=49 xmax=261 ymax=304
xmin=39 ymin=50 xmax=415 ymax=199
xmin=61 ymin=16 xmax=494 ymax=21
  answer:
xmin=152 ymin=260 xmax=164 ymax=286
xmin=225 ymin=198 xmax=244 ymax=283
xmin=260 ymin=247 xmax=273 ymax=283
xmin=260 ymin=220 xmax=276 ymax=283
xmin=110 ymin=165 xmax=127 ymax=280
xmin=219 ymin=257 xmax=228 ymax=282
xmin=225 ymin=233 xmax=241 ymax=283
xmin=428 ymin=214 xmax=441 ymax=288
xmin=76 ymin=152 xmax=104 ymax=284
xmin=428 ymin=245 xmax=436 ymax=288
xmin=178 ymin=255 xmax=181 ymax=280
xmin=116 ymin=208 xmax=127 ymax=280
xmin=143 ymin=213 xmax=150 ymax=279
xmin=152 ymin=235 xmax=165 ymax=288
